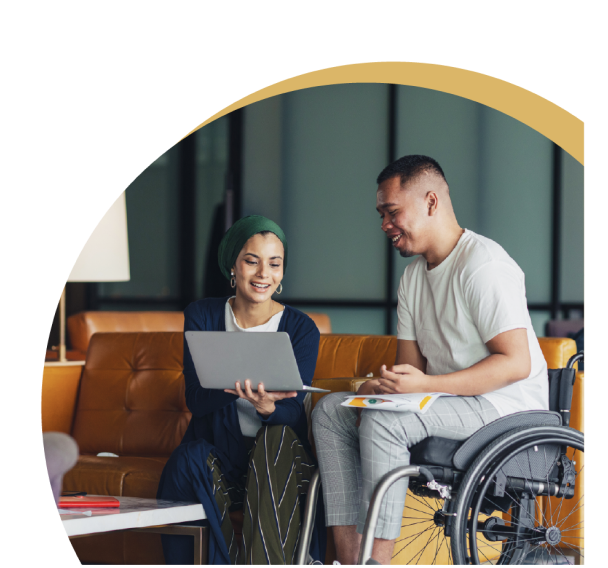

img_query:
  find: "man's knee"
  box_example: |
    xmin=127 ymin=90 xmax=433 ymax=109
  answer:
xmin=312 ymin=391 xmax=349 ymax=426
xmin=359 ymin=409 xmax=410 ymax=446
xmin=359 ymin=408 xmax=387 ymax=429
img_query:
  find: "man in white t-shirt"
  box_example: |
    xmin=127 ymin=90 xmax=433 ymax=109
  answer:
xmin=312 ymin=155 xmax=548 ymax=565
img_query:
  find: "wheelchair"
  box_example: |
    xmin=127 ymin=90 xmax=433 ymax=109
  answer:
xmin=296 ymin=352 xmax=584 ymax=565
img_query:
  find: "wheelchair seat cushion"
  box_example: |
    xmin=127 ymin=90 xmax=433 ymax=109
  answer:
xmin=409 ymin=437 xmax=463 ymax=468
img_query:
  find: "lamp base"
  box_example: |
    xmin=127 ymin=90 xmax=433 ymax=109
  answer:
xmin=46 ymin=349 xmax=85 ymax=363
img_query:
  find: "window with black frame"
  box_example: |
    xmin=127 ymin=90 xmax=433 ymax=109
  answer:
xmin=52 ymin=84 xmax=582 ymax=347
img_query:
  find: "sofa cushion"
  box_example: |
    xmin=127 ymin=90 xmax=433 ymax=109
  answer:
xmin=68 ymin=311 xmax=185 ymax=354
xmin=315 ymin=335 xmax=367 ymax=378
xmin=71 ymin=332 xmax=191 ymax=457
xmin=358 ymin=335 xmax=397 ymax=377
xmin=63 ymin=455 xmax=168 ymax=498
xmin=70 ymin=532 xmax=165 ymax=565
xmin=68 ymin=310 xmax=333 ymax=353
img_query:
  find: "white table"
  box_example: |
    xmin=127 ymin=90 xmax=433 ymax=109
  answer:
xmin=61 ymin=496 xmax=208 ymax=564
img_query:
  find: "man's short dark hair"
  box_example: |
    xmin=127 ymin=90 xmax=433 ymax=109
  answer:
xmin=376 ymin=155 xmax=447 ymax=187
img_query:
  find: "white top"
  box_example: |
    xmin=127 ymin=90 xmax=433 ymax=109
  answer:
xmin=60 ymin=496 xmax=206 ymax=537
xmin=396 ymin=229 xmax=548 ymax=417
xmin=225 ymin=298 xmax=285 ymax=436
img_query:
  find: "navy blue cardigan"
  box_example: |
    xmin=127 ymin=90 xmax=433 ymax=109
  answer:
xmin=180 ymin=297 xmax=320 ymax=482
xmin=159 ymin=297 xmax=325 ymax=564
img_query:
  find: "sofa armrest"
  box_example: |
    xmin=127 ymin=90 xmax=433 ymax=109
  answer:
xmin=311 ymin=377 xmax=373 ymax=411
xmin=572 ymin=371 xmax=584 ymax=433
xmin=41 ymin=364 xmax=83 ymax=434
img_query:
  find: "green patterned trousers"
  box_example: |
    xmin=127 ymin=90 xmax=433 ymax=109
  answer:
xmin=209 ymin=425 xmax=316 ymax=564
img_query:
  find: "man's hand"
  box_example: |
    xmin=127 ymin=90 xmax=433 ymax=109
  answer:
xmin=382 ymin=329 xmax=531 ymax=398
xmin=355 ymin=379 xmax=381 ymax=426
xmin=377 ymin=364 xmax=427 ymax=394
xmin=356 ymin=379 xmax=381 ymax=396
xmin=225 ymin=379 xmax=297 ymax=416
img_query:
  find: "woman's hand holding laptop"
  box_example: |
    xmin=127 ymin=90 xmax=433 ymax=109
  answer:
xmin=225 ymin=378 xmax=297 ymax=416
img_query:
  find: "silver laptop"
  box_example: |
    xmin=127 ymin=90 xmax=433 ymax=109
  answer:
xmin=185 ymin=331 xmax=330 ymax=393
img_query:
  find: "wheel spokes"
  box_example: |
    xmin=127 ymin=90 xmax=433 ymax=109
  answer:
xmin=394 ymin=523 xmax=437 ymax=546
xmin=556 ymin=497 xmax=584 ymax=528
xmin=407 ymin=492 xmax=439 ymax=512
xmin=407 ymin=525 xmax=441 ymax=565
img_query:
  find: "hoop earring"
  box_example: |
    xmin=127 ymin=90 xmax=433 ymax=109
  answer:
xmin=276 ymin=283 xmax=282 ymax=295
xmin=230 ymin=271 xmax=236 ymax=289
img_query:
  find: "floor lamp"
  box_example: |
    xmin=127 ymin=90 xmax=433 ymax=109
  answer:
xmin=56 ymin=193 xmax=130 ymax=362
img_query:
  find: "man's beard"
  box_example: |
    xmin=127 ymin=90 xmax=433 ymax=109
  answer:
xmin=399 ymin=248 xmax=416 ymax=258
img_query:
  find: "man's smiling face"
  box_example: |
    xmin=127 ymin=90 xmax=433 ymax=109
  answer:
xmin=376 ymin=175 xmax=431 ymax=258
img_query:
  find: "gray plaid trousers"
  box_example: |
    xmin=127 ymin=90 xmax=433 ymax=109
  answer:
xmin=312 ymin=392 xmax=499 ymax=539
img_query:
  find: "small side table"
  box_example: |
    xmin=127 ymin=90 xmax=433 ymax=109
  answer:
xmin=62 ymin=496 xmax=208 ymax=564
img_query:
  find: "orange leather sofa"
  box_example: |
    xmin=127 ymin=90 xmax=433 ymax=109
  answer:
xmin=66 ymin=311 xmax=186 ymax=359
xmin=45 ymin=333 xmax=581 ymax=564
xmin=65 ymin=310 xmax=332 ymax=360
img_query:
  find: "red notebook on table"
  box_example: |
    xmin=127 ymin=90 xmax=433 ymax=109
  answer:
xmin=59 ymin=495 xmax=120 ymax=508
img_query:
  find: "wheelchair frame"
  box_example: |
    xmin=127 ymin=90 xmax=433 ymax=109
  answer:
xmin=295 ymin=351 xmax=584 ymax=565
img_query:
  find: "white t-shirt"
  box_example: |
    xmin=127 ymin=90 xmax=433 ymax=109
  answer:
xmin=225 ymin=298 xmax=285 ymax=436
xmin=396 ymin=229 xmax=548 ymax=417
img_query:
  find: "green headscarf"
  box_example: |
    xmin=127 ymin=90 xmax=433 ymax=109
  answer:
xmin=217 ymin=215 xmax=288 ymax=280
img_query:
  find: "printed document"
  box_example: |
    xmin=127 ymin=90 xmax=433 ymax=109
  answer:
xmin=341 ymin=392 xmax=454 ymax=414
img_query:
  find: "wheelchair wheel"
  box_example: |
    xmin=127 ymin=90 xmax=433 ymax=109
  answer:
xmin=451 ymin=425 xmax=584 ymax=565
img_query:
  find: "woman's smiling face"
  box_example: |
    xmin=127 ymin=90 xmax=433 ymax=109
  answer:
xmin=232 ymin=232 xmax=284 ymax=304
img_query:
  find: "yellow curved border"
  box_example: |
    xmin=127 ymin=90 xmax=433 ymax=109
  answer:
xmin=188 ymin=62 xmax=583 ymax=165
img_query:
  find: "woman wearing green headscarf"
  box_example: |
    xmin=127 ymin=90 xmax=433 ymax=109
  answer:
xmin=158 ymin=216 xmax=325 ymax=565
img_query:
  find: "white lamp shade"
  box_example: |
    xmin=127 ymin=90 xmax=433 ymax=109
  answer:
xmin=68 ymin=192 xmax=131 ymax=282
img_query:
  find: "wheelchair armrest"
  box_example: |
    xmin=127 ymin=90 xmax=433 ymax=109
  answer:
xmin=567 ymin=351 xmax=584 ymax=370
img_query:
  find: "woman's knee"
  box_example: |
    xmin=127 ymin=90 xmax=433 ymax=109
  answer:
xmin=160 ymin=441 xmax=217 ymax=496
xmin=257 ymin=424 xmax=296 ymax=447
xmin=161 ymin=444 xmax=188 ymax=481
xmin=158 ymin=445 xmax=193 ymax=500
